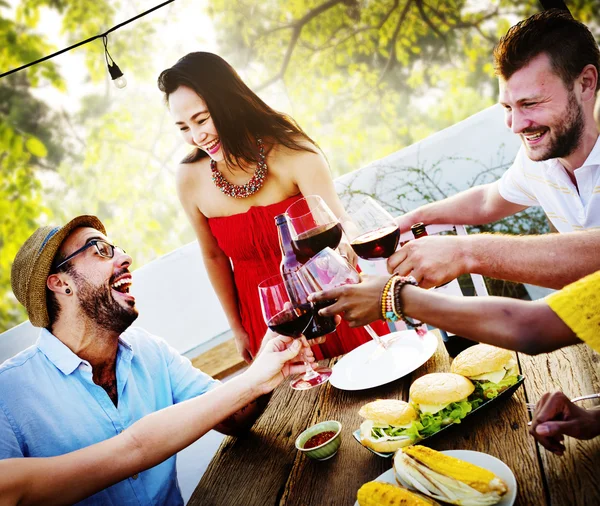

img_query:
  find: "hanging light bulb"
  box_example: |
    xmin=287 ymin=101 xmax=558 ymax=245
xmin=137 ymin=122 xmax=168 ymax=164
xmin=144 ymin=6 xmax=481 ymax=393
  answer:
xmin=107 ymin=61 xmax=127 ymax=89
xmin=103 ymin=35 xmax=127 ymax=89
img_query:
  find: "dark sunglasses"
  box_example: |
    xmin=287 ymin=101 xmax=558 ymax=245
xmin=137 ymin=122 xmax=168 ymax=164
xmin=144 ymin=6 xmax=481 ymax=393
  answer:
xmin=54 ymin=239 xmax=125 ymax=270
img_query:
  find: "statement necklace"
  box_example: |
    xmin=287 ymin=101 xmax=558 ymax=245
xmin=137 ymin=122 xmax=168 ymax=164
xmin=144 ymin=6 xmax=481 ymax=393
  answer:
xmin=210 ymin=138 xmax=267 ymax=199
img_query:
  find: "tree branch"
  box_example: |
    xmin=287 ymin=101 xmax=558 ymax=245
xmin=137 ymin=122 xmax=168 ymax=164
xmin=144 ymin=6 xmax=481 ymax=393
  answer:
xmin=415 ymin=0 xmax=451 ymax=61
xmin=254 ymin=0 xmax=345 ymax=91
xmin=299 ymin=0 xmax=401 ymax=54
xmin=322 ymin=0 xmax=413 ymax=113
xmin=424 ymin=2 xmax=498 ymax=43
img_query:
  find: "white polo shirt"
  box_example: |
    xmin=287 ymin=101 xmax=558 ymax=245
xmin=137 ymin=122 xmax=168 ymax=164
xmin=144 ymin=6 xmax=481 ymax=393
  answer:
xmin=498 ymin=136 xmax=600 ymax=232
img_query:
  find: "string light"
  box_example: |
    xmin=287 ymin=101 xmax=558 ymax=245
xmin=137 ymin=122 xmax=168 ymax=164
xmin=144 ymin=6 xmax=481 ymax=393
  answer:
xmin=0 ymin=0 xmax=176 ymax=81
xmin=103 ymin=36 xmax=127 ymax=89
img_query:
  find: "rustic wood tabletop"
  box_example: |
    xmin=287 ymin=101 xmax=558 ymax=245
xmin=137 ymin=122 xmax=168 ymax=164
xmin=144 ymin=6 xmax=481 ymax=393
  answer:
xmin=190 ymin=333 xmax=600 ymax=506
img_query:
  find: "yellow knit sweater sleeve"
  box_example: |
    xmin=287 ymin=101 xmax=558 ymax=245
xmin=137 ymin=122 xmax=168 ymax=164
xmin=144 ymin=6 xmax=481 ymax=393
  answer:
xmin=546 ymin=270 xmax=600 ymax=354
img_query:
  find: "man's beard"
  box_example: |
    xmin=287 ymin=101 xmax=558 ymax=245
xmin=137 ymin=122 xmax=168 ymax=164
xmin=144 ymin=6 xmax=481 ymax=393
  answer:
xmin=72 ymin=270 xmax=138 ymax=334
xmin=524 ymin=90 xmax=584 ymax=161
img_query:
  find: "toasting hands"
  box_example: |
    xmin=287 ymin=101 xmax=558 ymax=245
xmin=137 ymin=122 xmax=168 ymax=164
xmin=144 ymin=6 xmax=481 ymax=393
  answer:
xmin=308 ymin=275 xmax=389 ymax=328
xmin=387 ymin=235 xmax=468 ymax=289
xmin=248 ymin=331 xmax=317 ymax=395
xmin=530 ymin=391 xmax=600 ymax=456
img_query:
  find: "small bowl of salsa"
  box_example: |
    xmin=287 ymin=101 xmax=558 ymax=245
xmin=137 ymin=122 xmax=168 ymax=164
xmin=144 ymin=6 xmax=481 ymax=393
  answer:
xmin=295 ymin=420 xmax=342 ymax=461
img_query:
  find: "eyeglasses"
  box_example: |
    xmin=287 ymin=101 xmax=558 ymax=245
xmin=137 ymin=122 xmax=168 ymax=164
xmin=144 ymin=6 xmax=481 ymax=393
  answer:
xmin=54 ymin=239 xmax=126 ymax=270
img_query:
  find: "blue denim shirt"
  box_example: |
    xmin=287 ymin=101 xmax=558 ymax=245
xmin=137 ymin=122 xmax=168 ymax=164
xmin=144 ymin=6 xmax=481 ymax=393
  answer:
xmin=0 ymin=327 xmax=220 ymax=505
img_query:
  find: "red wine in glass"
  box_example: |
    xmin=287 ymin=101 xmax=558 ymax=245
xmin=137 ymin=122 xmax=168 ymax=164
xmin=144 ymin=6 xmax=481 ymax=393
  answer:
xmin=267 ymin=304 xmax=313 ymax=338
xmin=343 ymin=197 xmax=400 ymax=261
xmin=286 ymin=196 xmax=342 ymax=260
xmin=350 ymin=225 xmax=400 ymax=260
xmin=259 ymin=273 xmax=332 ymax=390
xmin=292 ymin=222 xmax=343 ymax=260
xmin=303 ymin=299 xmax=338 ymax=340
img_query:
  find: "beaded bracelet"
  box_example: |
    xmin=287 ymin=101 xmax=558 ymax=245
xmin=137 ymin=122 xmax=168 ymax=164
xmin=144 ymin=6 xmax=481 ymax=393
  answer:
xmin=392 ymin=275 xmax=423 ymax=329
xmin=380 ymin=275 xmax=399 ymax=322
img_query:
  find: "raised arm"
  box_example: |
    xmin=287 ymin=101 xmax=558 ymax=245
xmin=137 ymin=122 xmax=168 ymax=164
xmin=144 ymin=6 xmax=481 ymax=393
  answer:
xmin=399 ymin=285 xmax=580 ymax=354
xmin=177 ymin=164 xmax=253 ymax=363
xmin=0 ymin=335 xmax=305 ymax=506
xmin=460 ymin=229 xmax=600 ymax=289
xmin=389 ymin=228 xmax=600 ymax=289
xmin=311 ymin=279 xmax=580 ymax=355
xmin=396 ymin=181 xmax=527 ymax=232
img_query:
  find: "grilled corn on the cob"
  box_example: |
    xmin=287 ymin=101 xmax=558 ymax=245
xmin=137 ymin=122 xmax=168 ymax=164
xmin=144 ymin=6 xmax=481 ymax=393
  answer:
xmin=357 ymin=481 xmax=440 ymax=506
xmin=394 ymin=446 xmax=508 ymax=506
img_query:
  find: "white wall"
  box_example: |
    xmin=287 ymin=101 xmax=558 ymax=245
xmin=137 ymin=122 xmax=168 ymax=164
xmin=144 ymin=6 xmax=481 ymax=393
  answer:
xmin=334 ymin=104 xmax=520 ymax=208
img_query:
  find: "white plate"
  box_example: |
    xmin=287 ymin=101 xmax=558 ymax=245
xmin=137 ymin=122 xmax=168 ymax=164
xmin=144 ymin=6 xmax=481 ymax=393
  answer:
xmin=330 ymin=329 xmax=438 ymax=390
xmin=354 ymin=450 xmax=517 ymax=506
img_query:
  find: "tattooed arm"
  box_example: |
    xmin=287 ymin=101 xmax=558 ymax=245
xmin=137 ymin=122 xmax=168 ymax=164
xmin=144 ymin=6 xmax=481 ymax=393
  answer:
xmin=213 ymin=392 xmax=272 ymax=436
xmin=213 ymin=333 xmax=315 ymax=435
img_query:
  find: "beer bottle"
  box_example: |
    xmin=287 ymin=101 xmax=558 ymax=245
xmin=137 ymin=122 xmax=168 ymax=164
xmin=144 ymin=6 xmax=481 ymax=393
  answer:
xmin=275 ymin=214 xmax=302 ymax=294
xmin=410 ymin=222 xmax=428 ymax=239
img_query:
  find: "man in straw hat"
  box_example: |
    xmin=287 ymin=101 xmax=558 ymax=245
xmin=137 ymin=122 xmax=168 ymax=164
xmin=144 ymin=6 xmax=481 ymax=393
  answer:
xmin=0 ymin=215 xmax=287 ymax=505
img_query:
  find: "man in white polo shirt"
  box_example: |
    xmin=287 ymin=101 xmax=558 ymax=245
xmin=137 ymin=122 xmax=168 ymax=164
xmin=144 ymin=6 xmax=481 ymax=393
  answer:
xmin=389 ymin=9 xmax=600 ymax=290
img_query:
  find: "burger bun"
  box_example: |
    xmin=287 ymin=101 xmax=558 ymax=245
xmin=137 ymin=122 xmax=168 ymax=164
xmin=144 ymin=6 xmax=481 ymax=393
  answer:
xmin=410 ymin=373 xmax=474 ymax=406
xmin=450 ymin=344 xmax=512 ymax=378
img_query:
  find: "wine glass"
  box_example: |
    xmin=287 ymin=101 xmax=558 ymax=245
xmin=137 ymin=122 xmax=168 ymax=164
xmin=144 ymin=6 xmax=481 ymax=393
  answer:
xmin=342 ymin=196 xmax=401 ymax=260
xmin=286 ymin=195 xmax=343 ymax=261
xmin=300 ymin=247 xmax=389 ymax=349
xmin=258 ymin=273 xmax=332 ymax=390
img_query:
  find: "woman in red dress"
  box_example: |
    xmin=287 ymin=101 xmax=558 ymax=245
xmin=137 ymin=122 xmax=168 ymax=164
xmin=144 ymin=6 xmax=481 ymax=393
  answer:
xmin=158 ymin=52 xmax=388 ymax=363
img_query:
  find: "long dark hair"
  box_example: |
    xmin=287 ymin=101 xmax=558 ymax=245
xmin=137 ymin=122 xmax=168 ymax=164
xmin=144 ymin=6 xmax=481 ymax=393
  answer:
xmin=158 ymin=52 xmax=317 ymax=166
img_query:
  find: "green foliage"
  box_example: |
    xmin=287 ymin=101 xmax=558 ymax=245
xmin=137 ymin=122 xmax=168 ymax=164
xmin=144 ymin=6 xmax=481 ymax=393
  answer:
xmin=207 ymin=0 xmax=597 ymax=175
xmin=0 ymin=0 xmax=177 ymax=333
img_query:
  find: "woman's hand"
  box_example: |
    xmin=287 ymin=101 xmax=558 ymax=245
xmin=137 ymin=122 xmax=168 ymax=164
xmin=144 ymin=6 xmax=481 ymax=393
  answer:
xmin=337 ymin=239 xmax=358 ymax=268
xmin=247 ymin=332 xmax=315 ymax=394
xmin=309 ymin=275 xmax=389 ymax=327
xmin=233 ymin=329 xmax=254 ymax=364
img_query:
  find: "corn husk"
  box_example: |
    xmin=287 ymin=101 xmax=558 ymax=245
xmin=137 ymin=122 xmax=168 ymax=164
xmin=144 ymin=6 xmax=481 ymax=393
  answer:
xmin=393 ymin=447 xmax=508 ymax=506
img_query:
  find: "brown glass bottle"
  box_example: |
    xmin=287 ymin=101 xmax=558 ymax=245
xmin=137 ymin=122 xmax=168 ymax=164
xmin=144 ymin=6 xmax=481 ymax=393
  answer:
xmin=275 ymin=214 xmax=337 ymax=340
xmin=275 ymin=214 xmax=302 ymax=298
xmin=410 ymin=222 xmax=428 ymax=239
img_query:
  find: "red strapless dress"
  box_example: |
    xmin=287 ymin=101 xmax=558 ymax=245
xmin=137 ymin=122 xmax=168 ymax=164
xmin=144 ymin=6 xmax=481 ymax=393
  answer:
xmin=207 ymin=194 xmax=389 ymax=361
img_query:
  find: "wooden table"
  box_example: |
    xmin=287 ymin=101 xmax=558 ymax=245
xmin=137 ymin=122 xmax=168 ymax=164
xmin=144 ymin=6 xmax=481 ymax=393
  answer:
xmin=190 ymin=333 xmax=600 ymax=506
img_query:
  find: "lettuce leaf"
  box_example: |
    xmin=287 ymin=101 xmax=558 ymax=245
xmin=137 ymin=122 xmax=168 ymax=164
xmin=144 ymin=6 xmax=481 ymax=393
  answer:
xmin=405 ymin=400 xmax=476 ymax=438
xmin=372 ymin=424 xmax=415 ymax=440
xmin=369 ymin=394 xmax=494 ymax=444
xmin=473 ymin=374 xmax=519 ymax=400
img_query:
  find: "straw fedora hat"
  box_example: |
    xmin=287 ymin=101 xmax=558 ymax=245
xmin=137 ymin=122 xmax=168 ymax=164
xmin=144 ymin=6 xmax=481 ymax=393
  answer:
xmin=11 ymin=215 xmax=106 ymax=328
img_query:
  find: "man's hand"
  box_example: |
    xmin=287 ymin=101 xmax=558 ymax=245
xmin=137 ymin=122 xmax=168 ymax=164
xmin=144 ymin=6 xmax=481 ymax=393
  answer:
xmin=309 ymin=275 xmax=389 ymax=327
xmin=246 ymin=332 xmax=315 ymax=395
xmin=387 ymin=236 xmax=468 ymax=288
xmin=530 ymin=391 xmax=600 ymax=456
